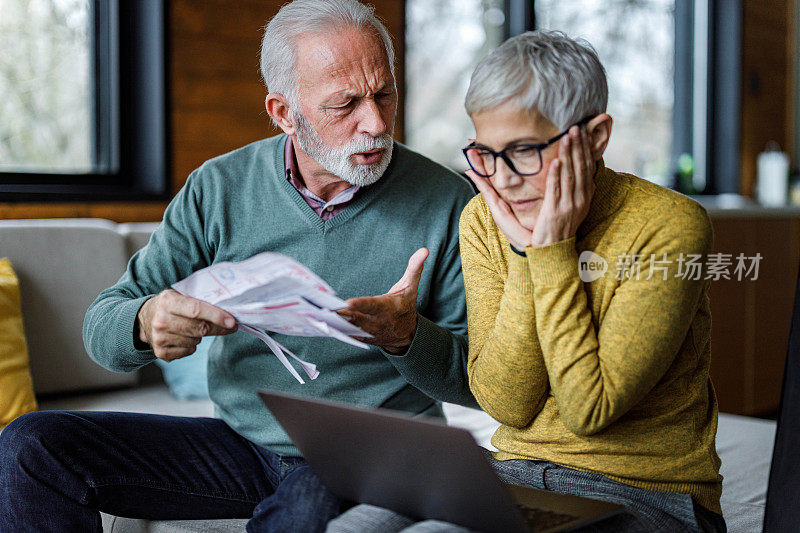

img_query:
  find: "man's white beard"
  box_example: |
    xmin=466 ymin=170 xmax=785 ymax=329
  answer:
xmin=292 ymin=109 xmax=393 ymax=187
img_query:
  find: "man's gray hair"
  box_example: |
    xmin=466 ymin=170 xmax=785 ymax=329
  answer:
xmin=465 ymin=30 xmax=607 ymax=129
xmin=260 ymin=0 xmax=395 ymax=106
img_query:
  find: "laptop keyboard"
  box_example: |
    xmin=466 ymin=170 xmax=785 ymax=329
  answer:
xmin=515 ymin=504 xmax=580 ymax=531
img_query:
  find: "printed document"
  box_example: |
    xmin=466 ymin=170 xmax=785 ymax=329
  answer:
xmin=172 ymin=252 xmax=371 ymax=383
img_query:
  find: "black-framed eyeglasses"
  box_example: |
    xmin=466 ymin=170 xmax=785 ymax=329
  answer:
xmin=462 ymin=115 xmax=595 ymax=178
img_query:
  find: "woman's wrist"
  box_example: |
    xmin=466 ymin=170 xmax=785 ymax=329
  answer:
xmin=509 ymin=243 xmax=527 ymax=257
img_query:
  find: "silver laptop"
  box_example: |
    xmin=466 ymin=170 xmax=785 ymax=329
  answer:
xmin=258 ymin=390 xmax=624 ymax=533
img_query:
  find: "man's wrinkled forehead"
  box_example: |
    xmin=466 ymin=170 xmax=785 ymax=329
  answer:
xmin=294 ymin=27 xmax=392 ymax=91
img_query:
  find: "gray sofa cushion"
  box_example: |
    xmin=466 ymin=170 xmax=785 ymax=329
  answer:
xmin=717 ymin=413 xmax=776 ymax=532
xmin=0 ymin=219 xmax=137 ymax=394
xmin=37 ymin=384 xmax=213 ymax=418
xmin=119 ymin=222 xmax=160 ymax=259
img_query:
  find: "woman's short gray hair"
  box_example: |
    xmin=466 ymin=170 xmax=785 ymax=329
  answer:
xmin=260 ymin=0 xmax=395 ymax=106
xmin=465 ymin=30 xmax=607 ymax=129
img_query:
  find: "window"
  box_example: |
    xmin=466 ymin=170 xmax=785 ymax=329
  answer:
xmin=536 ymin=1 xmax=742 ymax=194
xmin=0 ymin=0 xmax=168 ymax=201
xmin=535 ymin=0 xmax=676 ymax=187
xmin=405 ymin=0 xmax=508 ymax=171
xmin=0 ymin=0 xmax=93 ymax=173
xmin=405 ymin=0 xmax=740 ymax=195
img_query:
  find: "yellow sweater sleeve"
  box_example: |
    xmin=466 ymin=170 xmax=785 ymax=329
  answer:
xmin=526 ymin=204 xmax=713 ymax=436
xmin=459 ymin=199 xmax=550 ymax=427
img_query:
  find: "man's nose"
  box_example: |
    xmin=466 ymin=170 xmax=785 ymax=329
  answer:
xmin=491 ymin=158 xmax=523 ymax=190
xmin=357 ymin=98 xmax=388 ymax=137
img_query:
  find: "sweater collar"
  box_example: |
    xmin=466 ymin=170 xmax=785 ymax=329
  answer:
xmin=577 ymin=159 xmax=628 ymax=239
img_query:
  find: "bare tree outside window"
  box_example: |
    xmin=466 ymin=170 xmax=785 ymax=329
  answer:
xmin=0 ymin=0 xmax=92 ymax=173
xmin=535 ymin=0 xmax=675 ymax=186
xmin=405 ymin=0 xmax=505 ymax=171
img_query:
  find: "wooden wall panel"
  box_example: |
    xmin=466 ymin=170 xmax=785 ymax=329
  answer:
xmin=168 ymin=0 xmax=289 ymax=196
xmin=750 ymin=218 xmax=800 ymax=414
xmin=707 ymin=218 xmax=752 ymax=414
xmin=708 ymin=215 xmax=800 ymax=415
xmin=740 ymin=0 xmax=793 ymax=196
xmin=0 ymin=202 xmax=169 ymax=222
xmin=0 ymin=0 xmax=406 ymax=221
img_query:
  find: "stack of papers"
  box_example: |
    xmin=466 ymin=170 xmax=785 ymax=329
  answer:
xmin=172 ymin=252 xmax=371 ymax=383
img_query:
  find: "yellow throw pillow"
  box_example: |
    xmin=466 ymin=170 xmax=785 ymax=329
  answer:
xmin=0 ymin=258 xmax=37 ymax=429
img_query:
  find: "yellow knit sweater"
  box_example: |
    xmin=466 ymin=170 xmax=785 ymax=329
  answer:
xmin=459 ymin=162 xmax=723 ymax=514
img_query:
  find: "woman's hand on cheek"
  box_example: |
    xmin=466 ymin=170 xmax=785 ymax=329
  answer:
xmin=465 ymin=168 xmax=532 ymax=251
xmin=530 ymin=126 xmax=596 ymax=247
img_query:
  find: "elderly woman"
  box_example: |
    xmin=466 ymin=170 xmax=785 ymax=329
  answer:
xmin=329 ymin=30 xmax=725 ymax=533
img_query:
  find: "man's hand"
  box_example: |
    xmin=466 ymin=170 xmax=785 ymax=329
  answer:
xmin=336 ymin=248 xmax=428 ymax=354
xmin=530 ymin=126 xmax=596 ymax=247
xmin=137 ymin=289 xmax=237 ymax=361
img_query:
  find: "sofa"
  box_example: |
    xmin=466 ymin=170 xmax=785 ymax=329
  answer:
xmin=0 ymin=218 xmax=775 ymax=532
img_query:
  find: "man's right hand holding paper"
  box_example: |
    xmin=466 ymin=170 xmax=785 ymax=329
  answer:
xmin=136 ymin=289 xmax=237 ymax=361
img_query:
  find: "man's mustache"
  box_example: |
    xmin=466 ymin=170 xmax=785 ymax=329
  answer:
xmin=345 ymin=134 xmax=393 ymax=156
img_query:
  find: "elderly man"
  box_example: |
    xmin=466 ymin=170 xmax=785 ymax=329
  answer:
xmin=0 ymin=1 xmax=476 ymax=531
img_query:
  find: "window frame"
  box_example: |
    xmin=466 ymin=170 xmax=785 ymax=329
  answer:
xmin=0 ymin=0 xmax=169 ymax=202
xmin=697 ymin=0 xmax=742 ymax=194
xmin=504 ymin=0 xmax=534 ymax=38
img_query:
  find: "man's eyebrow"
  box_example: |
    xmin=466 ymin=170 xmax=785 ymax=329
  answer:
xmin=321 ymin=90 xmax=356 ymax=105
xmin=321 ymin=84 xmax=394 ymax=106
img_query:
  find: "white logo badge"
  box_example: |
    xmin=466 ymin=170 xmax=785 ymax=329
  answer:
xmin=578 ymin=250 xmax=608 ymax=282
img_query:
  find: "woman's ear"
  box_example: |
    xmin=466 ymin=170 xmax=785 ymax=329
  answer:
xmin=265 ymin=93 xmax=295 ymax=135
xmin=586 ymin=113 xmax=613 ymax=160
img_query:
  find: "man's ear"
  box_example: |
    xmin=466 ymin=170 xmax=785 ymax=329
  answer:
xmin=586 ymin=113 xmax=613 ymax=160
xmin=265 ymin=93 xmax=295 ymax=135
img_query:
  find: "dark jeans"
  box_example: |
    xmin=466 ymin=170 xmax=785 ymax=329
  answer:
xmin=0 ymin=411 xmax=349 ymax=533
xmin=328 ymin=452 xmax=727 ymax=533
xmin=487 ymin=455 xmax=726 ymax=533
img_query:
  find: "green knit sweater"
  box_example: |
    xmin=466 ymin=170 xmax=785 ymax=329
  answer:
xmin=459 ymin=162 xmax=723 ymax=513
xmin=84 ymin=134 xmax=478 ymax=456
